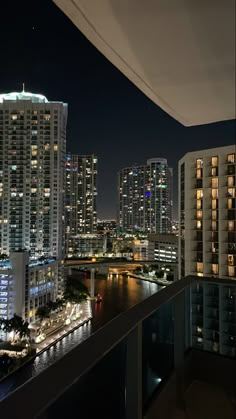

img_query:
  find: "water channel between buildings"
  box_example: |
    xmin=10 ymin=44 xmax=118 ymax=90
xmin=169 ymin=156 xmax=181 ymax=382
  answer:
xmin=0 ymin=273 xmax=161 ymax=401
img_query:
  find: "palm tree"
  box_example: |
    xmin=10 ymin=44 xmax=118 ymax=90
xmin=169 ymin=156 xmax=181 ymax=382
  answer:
xmin=18 ymin=320 xmax=30 ymax=341
xmin=63 ymin=276 xmax=89 ymax=304
xmin=1 ymin=314 xmax=30 ymax=343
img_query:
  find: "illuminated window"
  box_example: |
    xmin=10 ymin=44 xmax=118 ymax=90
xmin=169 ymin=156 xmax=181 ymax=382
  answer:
xmin=228 ymin=188 xmax=235 ymax=197
xmin=211 ymin=156 xmax=218 ymax=167
xmin=227 ymin=154 xmax=235 ymax=164
xmin=228 ymin=266 xmax=235 ymax=277
xmin=197 ymin=220 xmax=202 ymax=229
xmin=212 ymin=189 xmax=218 ymax=199
xmin=228 ymin=255 xmax=234 ymax=266
xmin=211 ymin=167 xmax=218 ymax=176
xmin=212 ymin=210 xmax=217 ymax=220
xmin=228 ymin=199 xmax=233 ymax=209
xmin=212 ymin=243 xmax=218 ymax=253
xmin=228 ymin=221 xmax=235 ymax=231
xmin=212 ymin=178 xmax=218 ymax=188
xmin=197 ymin=210 xmax=202 ymax=219
xmin=54 ymin=145 xmax=58 ymax=151
xmin=196 ymin=169 xmax=202 ymax=179
xmin=212 ymin=264 xmax=218 ymax=274
xmin=196 ymin=159 xmax=203 ymax=169
xmin=197 ymin=200 xmax=202 ymax=209
xmin=212 ymin=221 xmax=217 ymax=231
xmin=212 ymin=199 xmax=217 ymax=209
xmin=228 ymin=176 xmax=235 ymax=187
xmin=197 ymin=189 xmax=203 ymax=199
xmin=197 ymin=262 xmax=203 ymax=273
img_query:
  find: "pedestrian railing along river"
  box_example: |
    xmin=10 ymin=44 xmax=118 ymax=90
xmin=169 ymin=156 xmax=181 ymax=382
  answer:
xmin=0 ymin=275 xmax=235 ymax=419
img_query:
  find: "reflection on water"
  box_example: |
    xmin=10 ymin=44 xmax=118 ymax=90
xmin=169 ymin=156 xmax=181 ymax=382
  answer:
xmin=0 ymin=275 xmax=159 ymax=401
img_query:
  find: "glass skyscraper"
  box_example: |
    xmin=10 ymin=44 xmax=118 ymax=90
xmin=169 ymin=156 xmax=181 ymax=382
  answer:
xmin=118 ymin=158 xmax=173 ymax=234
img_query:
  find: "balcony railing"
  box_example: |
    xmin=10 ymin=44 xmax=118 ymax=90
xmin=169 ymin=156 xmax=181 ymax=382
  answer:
xmin=0 ymin=275 xmax=235 ymax=419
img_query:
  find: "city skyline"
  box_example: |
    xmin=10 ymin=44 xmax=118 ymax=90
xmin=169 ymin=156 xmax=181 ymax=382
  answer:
xmin=0 ymin=0 xmax=235 ymax=220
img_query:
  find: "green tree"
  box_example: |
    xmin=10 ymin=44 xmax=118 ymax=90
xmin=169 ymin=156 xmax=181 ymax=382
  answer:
xmin=155 ymin=270 xmax=164 ymax=278
xmin=18 ymin=320 xmax=30 ymax=341
xmin=36 ymin=306 xmax=51 ymax=321
xmin=63 ymin=276 xmax=89 ymax=304
xmin=142 ymin=265 xmax=150 ymax=274
xmin=1 ymin=314 xmax=30 ymax=342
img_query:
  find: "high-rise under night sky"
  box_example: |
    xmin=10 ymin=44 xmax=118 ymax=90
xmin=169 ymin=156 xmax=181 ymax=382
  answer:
xmin=1 ymin=0 xmax=235 ymax=218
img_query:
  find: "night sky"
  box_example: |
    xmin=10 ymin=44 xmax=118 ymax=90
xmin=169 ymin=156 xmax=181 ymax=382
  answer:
xmin=1 ymin=0 xmax=235 ymax=219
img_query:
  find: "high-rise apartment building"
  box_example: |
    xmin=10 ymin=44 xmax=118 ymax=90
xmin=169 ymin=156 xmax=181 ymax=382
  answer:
xmin=178 ymin=144 xmax=236 ymax=279
xmin=179 ymin=145 xmax=236 ymax=356
xmin=118 ymin=164 xmax=146 ymax=234
xmin=119 ymin=158 xmax=172 ymax=234
xmin=0 ymin=90 xmax=67 ymax=322
xmin=65 ymin=154 xmax=97 ymax=256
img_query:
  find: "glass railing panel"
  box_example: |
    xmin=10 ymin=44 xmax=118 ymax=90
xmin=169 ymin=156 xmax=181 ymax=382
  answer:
xmin=44 ymin=339 xmax=127 ymax=419
xmin=142 ymin=299 xmax=174 ymax=409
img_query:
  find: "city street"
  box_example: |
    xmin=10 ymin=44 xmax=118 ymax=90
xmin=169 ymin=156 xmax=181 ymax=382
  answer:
xmin=34 ymin=300 xmax=92 ymax=353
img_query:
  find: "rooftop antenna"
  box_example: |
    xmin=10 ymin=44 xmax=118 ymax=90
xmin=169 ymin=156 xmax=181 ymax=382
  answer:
xmin=22 ymin=82 xmax=25 ymax=92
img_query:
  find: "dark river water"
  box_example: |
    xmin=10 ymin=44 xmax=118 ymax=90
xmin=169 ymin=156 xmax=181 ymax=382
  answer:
xmin=0 ymin=274 xmax=160 ymax=401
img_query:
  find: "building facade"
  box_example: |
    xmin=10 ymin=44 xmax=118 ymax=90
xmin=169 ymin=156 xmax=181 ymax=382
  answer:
xmin=178 ymin=145 xmax=236 ymax=279
xmin=66 ymin=234 xmax=106 ymax=258
xmin=148 ymin=233 xmax=178 ymax=264
xmin=0 ymin=90 xmax=67 ymax=320
xmin=179 ymin=145 xmax=236 ymax=357
xmin=118 ymin=158 xmax=173 ymax=234
xmin=0 ymin=251 xmax=58 ymax=326
xmin=65 ymin=154 xmax=97 ymax=256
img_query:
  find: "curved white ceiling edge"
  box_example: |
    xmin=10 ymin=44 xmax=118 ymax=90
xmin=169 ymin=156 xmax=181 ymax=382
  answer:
xmin=53 ymin=0 xmax=236 ymax=127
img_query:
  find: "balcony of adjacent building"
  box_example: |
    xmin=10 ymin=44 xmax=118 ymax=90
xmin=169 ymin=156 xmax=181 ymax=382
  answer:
xmin=0 ymin=275 xmax=235 ymax=419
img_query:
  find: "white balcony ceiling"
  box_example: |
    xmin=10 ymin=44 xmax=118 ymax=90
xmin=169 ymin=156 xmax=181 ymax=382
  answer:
xmin=53 ymin=0 xmax=235 ymax=126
